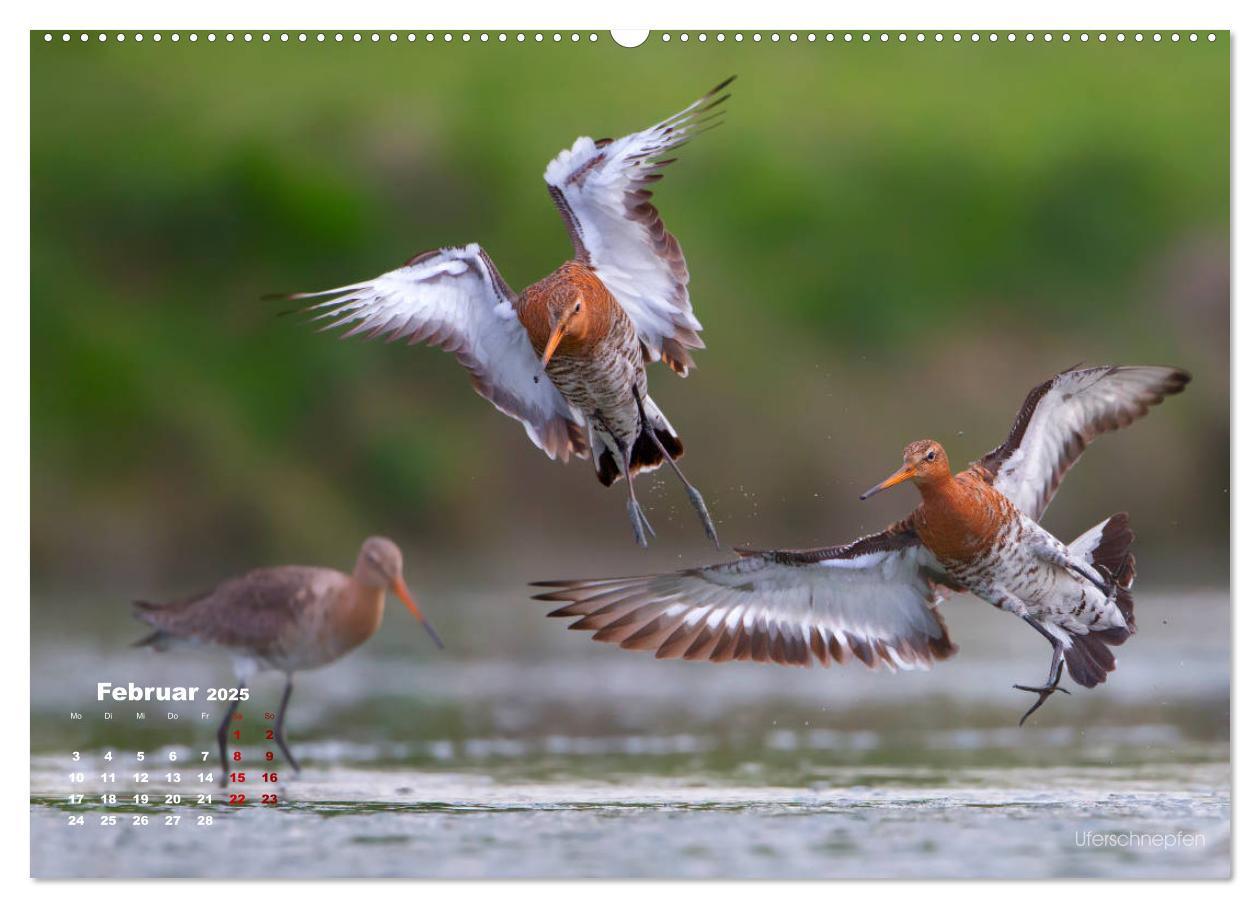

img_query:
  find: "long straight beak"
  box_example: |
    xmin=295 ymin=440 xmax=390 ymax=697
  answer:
xmin=859 ymin=464 xmax=915 ymax=500
xmin=392 ymin=576 xmax=445 ymax=650
xmin=539 ymin=324 xmax=566 ymax=370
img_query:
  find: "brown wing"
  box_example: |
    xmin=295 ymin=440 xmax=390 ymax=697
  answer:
xmin=977 ymin=365 xmax=1190 ymax=519
xmin=533 ymin=523 xmax=956 ymax=670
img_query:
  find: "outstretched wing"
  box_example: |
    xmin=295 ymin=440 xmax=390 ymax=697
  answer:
xmin=286 ymin=244 xmax=586 ymax=461
xmin=978 ymin=365 xmax=1190 ymax=519
xmin=533 ymin=522 xmax=957 ymax=670
xmin=543 ymin=78 xmax=733 ymax=376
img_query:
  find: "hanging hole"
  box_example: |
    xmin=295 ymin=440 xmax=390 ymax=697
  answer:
xmin=611 ymin=29 xmax=649 ymax=48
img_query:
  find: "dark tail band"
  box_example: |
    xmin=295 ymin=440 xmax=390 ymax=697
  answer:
xmin=596 ymin=423 xmax=684 ymax=487
xmin=1064 ymin=513 xmax=1136 ymax=688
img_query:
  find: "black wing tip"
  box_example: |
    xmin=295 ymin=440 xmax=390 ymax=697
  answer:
xmin=1103 ymin=363 xmax=1194 ymax=396
xmin=1166 ymin=366 xmax=1193 ymax=392
xmin=710 ymin=74 xmax=737 ymax=95
xmin=1070 ymin=362 xmax=1193 ymax=387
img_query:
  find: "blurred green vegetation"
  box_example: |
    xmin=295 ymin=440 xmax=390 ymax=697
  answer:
xmin=30 ymin=34 xmax=1228 ymax=595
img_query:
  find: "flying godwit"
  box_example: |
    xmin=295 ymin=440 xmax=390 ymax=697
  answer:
xmin=534 ymin=365 xmax=1189 ymax=724
xmin=280 ymin=79 xmax=734 ymax=548
xmin=132 ymin=536 xmax=442 ymax=778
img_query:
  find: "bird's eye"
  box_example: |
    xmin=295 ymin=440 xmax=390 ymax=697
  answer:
xmin=925 ymin=450 xmax=936 ymax=462
xmin=574 ymin=302 xmax=582 ymax=313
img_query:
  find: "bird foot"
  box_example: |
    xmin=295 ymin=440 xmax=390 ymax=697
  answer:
xmin=686 ymin=486 xmax=721 ymax=549
xmin=627 ymin=499 xmax=656 ymax=548
xmin=1013 ymin=682 xmax=1071 ymax=726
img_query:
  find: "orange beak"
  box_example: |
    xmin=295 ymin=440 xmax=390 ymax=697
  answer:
xmin=860 ymin=464 xmax=916 ymax=500
xmin=392 ymin=576 xmax=444 ymax=650
xmin=539 ymin=323 xmax=566 ymax=370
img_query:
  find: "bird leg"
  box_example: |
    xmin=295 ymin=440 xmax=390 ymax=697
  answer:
xmin=633 ymin=389 xmax=719 ymax=548
xmin=215 ymin=695 xmax=237 ymax=788
xmin=1013 ymin=615 xmax=1071 ymax=726
xmin=273 ymin=676 xmax=301 ymax=775
xmin=1066 ymin=560 xmax=1115 ymax=602
xmin=600 ymin=411 xmax=655 ymax=549
xmin=621 ymin=450 xmax=656 ymax=548
xmin=1033 ymin=540 xmax=1115 ymax=600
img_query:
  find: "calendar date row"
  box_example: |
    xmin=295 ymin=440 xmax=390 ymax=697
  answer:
xmin=67 ymin=814 xmax=217 ymax=827
xmin=70 ymin=770 xmax=281 ymax=784
xmin=67 ymin=792 xmax=280 ymax=806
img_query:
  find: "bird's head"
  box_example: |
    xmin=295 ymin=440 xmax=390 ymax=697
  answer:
xmin=539 ymin=286 xmax=594 ymax=369
xmin=860 ymin=439 xmax=951 ymax=500
xmin=355 ymin=536 xmax=444 ymax=650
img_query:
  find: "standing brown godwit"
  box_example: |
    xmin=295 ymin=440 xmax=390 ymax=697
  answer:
xmin=132 ymin=536 xmax=442 ymax=778
xmin=279 ymin=79 xmax=734 ymax=547
xmin=534 ymin=365 xmax=1189 ymax=724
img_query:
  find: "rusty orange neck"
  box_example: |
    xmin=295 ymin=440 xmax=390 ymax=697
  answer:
xmin=912 ymin=468 xmax=1008 ymax=563
xmin=916 ymin=470 xmax=962 ymax=506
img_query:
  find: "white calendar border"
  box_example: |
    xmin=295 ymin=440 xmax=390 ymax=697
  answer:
xmin=4 ymin=0 xmax=1248 ymax=901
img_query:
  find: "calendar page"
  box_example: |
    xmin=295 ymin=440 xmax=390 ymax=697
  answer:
xmin=28 ymin=26 xmax=1230 ymax=880
xmin=39 ymin=688 xmax=271 ymax=836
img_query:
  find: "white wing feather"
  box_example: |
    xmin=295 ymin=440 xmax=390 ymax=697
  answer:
xmin=535 ymin=527 xmax=956 ymax=670
xmin=980 ymin=365 xmax=1190 ymax=519
xmin=543 ymin=78 xmax=733 ymax=375
xmin=290 ymin=243 xmax=586 ymax=461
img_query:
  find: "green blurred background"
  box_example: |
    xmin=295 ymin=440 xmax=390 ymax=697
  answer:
xmin=31 ymin=33 xmax=1228 ymax=601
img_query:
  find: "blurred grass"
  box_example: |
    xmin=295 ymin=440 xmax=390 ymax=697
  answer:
xmin=30 ymin=34 xmax=1228 ymax=596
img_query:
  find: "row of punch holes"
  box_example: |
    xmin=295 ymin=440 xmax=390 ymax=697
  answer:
xmin=42 ymin=31 xmax=1219 ymax=46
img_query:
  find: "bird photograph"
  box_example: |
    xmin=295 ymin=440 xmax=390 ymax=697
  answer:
xmin=132 ymin=536 xmax=443 ymax=778
xmin=278 ymin=79 xmax=734 ymax=548
xmin=27 ymin=27 xmax=1229 ymax=882
xmin=536 ymin=365 xmax=1189 ymax=725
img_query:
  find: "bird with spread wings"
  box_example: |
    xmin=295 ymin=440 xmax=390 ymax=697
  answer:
xmin=280 ymin=79 xmax=734 ymax=547
xmin=535 ymin=365 xmax=1189 ymax=723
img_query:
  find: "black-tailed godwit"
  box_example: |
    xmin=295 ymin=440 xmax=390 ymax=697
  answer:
xmin=280 ymin=80 xmax=734 ymax=547
xmin=534 ymin=365 xmax=1189 ymax=724
xmin=133 ymin=536 xmax=442 ymax=778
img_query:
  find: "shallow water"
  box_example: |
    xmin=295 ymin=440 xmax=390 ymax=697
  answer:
xmin=30 ymin=589 xmax=1231 ymax=878
xmin=29 ymin=757 xmax=1230 ymax=878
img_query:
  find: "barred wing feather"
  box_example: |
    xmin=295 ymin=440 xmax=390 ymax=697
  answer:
xmin=543 ymin=78 xmax=733 ymax=376
xmin=979 ymin=365 xmax=1190 ymax=519
xmin=534 ymin=525 xmax=956 ymax=670
xmin=287 ymin=243 xmax=586 ymax=461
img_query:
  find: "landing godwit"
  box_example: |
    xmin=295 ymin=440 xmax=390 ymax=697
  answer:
xmin=133 ymin=537 xmax=442 ymax=777
xmin=534 ymin=365 xmax=1189 ymax=724
xmin=280 ymin=80 xmax=734 ymax=548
